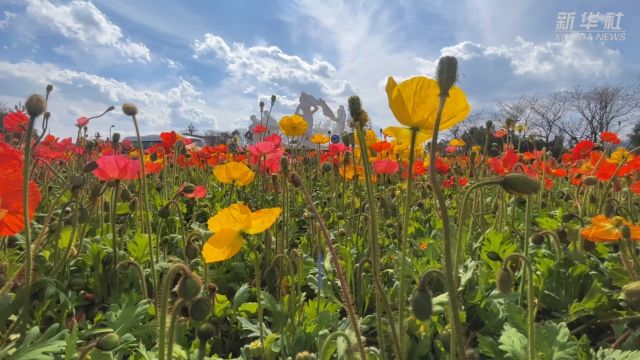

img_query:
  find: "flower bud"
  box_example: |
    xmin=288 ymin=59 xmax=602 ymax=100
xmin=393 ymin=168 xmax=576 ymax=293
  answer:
xmin=71 ymin=175 xmax=85 ymax=188
xmin=289 ymin=172 xmax=302 ymax=188
xmin=177 ymin=273 xmax=203 ymax=300
xmin=621 ymin=224 xmax=632 ymax=240
xmin=96 ymin=333 xmax=120 ymax=351
xmin=499 ymin=173 xmax=541 ymax=196
xmin=531 ymin=233 xmax=545 ymax=246
xmin=270 ymin=94 xmax=276 ymax=104
xmin=84 ymin=161 xmax=99 ymax=173
xmin=196 ymin=322 xmax=215 ymax=341
xmin=295 ymin=351 xmax=318 ymax=360
xmin=46 ymin=84 xmax=54 ymax=93
xmin=122 ymin=103 xmax=138 ymax=116
xmin=280 ymin=156 xmax=289 ymax=173
xmin=321 ymin=163 xmax=332 ymax=173
xmin=582 ymin=176 xmax=598 ymax=186
xmin=158 ymin=206 xmax=171 ymax=219
xmin=496 ymin=266 xmax=514 ymax=294
xmin=410 ymin=288 xmax=433 ymax=321
xmin=436 ymin=56 xmax=458 ymax=96
xmin=25 ymin=94 xmax=46 ymax=118
xmin=259 ymin=101 xmax=265 ymax=110
xmin=342 ymin=133 xmax=353 ymax=147
xmin=486 ymin=251 xmax=502 ymax=262
xmin=182 ymin=184 xmax=196 ymax=194
xmin=189 ymin=296 xmax=212 ymax=321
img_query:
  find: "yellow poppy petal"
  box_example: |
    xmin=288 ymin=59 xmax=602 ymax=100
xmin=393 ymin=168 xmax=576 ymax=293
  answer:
xmin=207 ymin=204 xmax=251 ymax=232
xmin=202 ymin=229 xmax=244 ymax=263
xmin=213 ymin=164 xmax=232 ymax=184
xmin=383 ymin=127 xmax=431 ymax=145
xmin=245 ymin=207 xmax=282 ymax=234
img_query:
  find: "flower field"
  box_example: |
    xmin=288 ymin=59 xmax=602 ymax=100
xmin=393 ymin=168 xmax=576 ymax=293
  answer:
xmin=3 ymin=56 xmax=640 ymax=359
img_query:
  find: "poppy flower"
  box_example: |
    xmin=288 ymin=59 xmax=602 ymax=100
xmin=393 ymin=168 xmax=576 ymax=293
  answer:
xmin=183 ymin=185 xmax=207 ymax=199
xmin=253 ymin=124 xmax=267 ymax=134
xmin=279 ymin=115 xmax=308 ymax=137
xmin=0 ymin=140 xmax=23 ymax=176
xmin=370 ymin=141 xmax=393 ymax=154
xmin=581 ymin=215 xmax=640 ymax=242
xmin=202 ymin=204 xmax=281 ymax=263
xmin=92 ymin=155 xmax=140 ymax=181
xmin=75 ymin=117 xmax=89 ymax=128
xmin=630 ymin=181 xmax=640 ymax=195
xmin=373 ymin=159 xmax=399 ymax=175
xmin=3 ymin=111 xmax=29 ymax=133
xmin=601 ymin=131 xmax=621 ymax=144
xmin=213 ymin=161 xmax=255 ymax=186
xmin=493 ymin=129 xmax=508 ymax=138
xmin=572 ymin=140 xmax=595 ymax=161
xmin=310 ymin=133 xmax=330 ymax=145
xmin=384 ymin=76 xmax=470 ymax=142
xmin=0 ymin=175 xmax=42 ymax=236
xmin=449 ymin=138 xmax=466 ymax=147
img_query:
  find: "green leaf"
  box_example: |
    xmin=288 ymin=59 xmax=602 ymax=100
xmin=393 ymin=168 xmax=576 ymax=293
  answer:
xmin=592 ymin=348 xmax=640 ymax=359
xmin=116 ymin=202 xmax=130 ymax=215
xmin=536 ymin=216 xmax=560 ymax=231
xmin=238 ymin=302 xmax=259 ymax=314
xmin=233 ymin=283 xmax=251 ymax=309
xmin=1 ymin=325 xmax=68 ymax=360
xmin=498 ymin=323 xmax=527 ymax=359
xmin=58 ymin=226 xmax=74 ymax=249
xmin=128 ymin=233 xmax=154 ymax=263
xmin=481 ymin=230 xmax=517 ymax=272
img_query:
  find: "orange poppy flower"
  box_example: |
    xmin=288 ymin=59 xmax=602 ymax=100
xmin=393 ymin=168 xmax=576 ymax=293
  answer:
xmin=0 ymin=175 xmax=42 ymax=236
xmin=581 ymin=215 xmax=640 ymax=242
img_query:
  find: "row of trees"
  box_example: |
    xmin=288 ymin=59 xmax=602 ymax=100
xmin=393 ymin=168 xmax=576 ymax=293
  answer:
xmin=452 ymin=83 xmax=640 ymax=150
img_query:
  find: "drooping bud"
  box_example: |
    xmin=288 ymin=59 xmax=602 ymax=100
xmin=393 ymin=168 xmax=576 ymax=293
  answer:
xmin=25 ymin=94 xmax=46 ymax=118
xmin=71 ymin=175 xmax=85 ymax=188
xmin=196 ymin=322 xmax=215 ymax=341
xmin=96 ymin=333 xmax=120 ymax=351
xmin=280 ymin=156 xmax=289 ymax=174
xmin=295 ymin=351 xmax=318 ymax=360
xmin=182 ymin=184 xmax=196 ymax=194
xmin=189 ymin=296 xmax=212 ymax=321
xmin=621 ymin=224 xmax=632 ymax=240
xmin=531 ymin=232 xmax=545 ymax=246
xmin=347 ymin=95 xmax=368 ymax=127
xmin=582 ymin=176 xmax=598 ymax=186
xmin=496 ymin=266 xmax=514 ymax=294
xmin=270 ymin=94 xmax=276 ymax=104
xmin=289 ymin=172 xmax=302 ymax=188
xmin=111 ymin=132 xmax=121 ymax=143
xmin=177 ymin=273 xmax=203 ymax=300
xmin=321 ymin=163 xmax=332 ymax=173
xmin=499 ymin=173 xmax=541 ymax=196
xmin=122 ymin=103 xmax=138 ymax=116
xmin=436 ymin=56 xmax=458 ymax=96
xmin=410 ymin=288 xmax=433 ymax=321
xmin=158 ymin=206 xmax=171 ymax=219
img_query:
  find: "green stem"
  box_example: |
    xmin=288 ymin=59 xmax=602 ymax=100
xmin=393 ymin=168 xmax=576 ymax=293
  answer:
xmin=503 ymin=253 xmax=536 ymax=360
xmin=319 ymin=331 xmax=354 ymax=359
xmin=21 ymin=113 xmax=37 ymax=330
xmin=166 ymin=298 xmax=186 ymax=360
xmin=428 ymin=96 xmax=465 ymax=360
xmin=158 ymin=263 xmax=190 ymax=360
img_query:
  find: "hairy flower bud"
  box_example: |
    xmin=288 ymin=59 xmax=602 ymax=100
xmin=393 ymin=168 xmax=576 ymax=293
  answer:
xmin=71 ymin=175 xmax=85 ymax=188
xmin=196 ymin=322 xmax=215 ymax=341
xmin=189 ymin=296 xmax=212 ymax=321
xmin=499 ymin=173 xmax=541 ymax=196
xmin=96 ymin=333 xmax=120 ymax=351
xmin=270 ymin=94 xmax=276 ymax=104
xmin=496 ymin=266 xmax=514 ymax=294
xmin=177 ymin=273 xmax=203 ymax=300
xmin=582 ymin=176 xmax=598 ymax=186
xmin=158 ymin=206 xmax=171 ymax=219
xmin=289 ymin=172 xmax=302 ymax=188
xmin=410 ymin=287 xmax=433 ymax=321
xmin=25 ymin=94 xmax=46 ymax=118
xmin=46 ymin=84 xmax=54 ymax=93
xmin=436 ymin=56 xmax=458 ymax=96
xmin=122 ymin=103 xmax=138 ymax=116
xmin=623 ymin=281 xmax=640 ymax=307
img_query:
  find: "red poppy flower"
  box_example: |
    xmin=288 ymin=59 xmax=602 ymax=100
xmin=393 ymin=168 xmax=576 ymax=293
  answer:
xmin=0 ymin=140 xmax=23 ymax=176
xmin=595 ymin=161 xmax=617 ymax=181
xmin=601 ymin=131 xmax=621 ymax=144
xmin=493 ymin=128 xmax=507 ymax=138
xmin=0 ymin=175 xmax=42 ymax=235
xmin=572 ymin=140 xmax=595 ymax=161
xmin=76 ymin=117 xmax=89 ymax=128
xmin=370 ymin=141 xmax=393 ymax=154
xmin=3 ymin=111 xmax=29 ymax=133
xmin=183 ymin=185 xmax=207 ymax=199
xmin=373 ymin=159 xmax=399 ymax=175
xmin=631 ymin=181 xmax=640 ymax=195
xmin=92 ymin=155 xmax=140 ymax=181
xmin=253 ymin=124 xmax=267 ymax=134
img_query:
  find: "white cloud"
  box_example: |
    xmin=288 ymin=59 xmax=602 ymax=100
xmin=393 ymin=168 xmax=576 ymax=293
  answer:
xmin=23 ymin=0 xmax=150 ymax=62
xmin=0 ymin=11 xmax=16 ymax=30
xmin=0 ymin=60 xmax=217 ymax=136
xmin=192 ymin=33 xmax=351 ymax=97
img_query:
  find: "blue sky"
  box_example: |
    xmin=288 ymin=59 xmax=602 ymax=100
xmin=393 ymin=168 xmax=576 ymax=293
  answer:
xmin=0 ymin=0 xmax=638 ymax=137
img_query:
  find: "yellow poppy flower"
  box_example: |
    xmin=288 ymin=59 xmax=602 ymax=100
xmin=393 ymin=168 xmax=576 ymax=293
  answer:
xmin=385 ymin=76 xmax=470 ymax=137
xmin=213 ymin=161 xmax=255 ymax=186
xmin=449 ymin=138 xmax=466 ymax=147
xmin=203 ymin=204 xmax=281 ymax=263
xmin=279 ymin=114 xmax=308 ymax=137
xmin=310 ymin=133 xmax=330 ymax=145
xmin=471 ymin=145 xmax=481 ymax=153
xmin=383 ymin=126 xmax=431 ymax=146
xmin=610 ymin=147 xmax=630 ymax=164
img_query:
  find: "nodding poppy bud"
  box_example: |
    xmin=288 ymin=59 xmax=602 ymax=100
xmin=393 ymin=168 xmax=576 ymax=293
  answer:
xmin=410 ymin=287 xmax=433 ymax=321
xmin=499 ymin=173 xmax=541 ymax=196
xmin=531 ymin=233 xmax=545 ymax=246
xmin=46 ymin=84 xmax=54 ymax=93
xmin=106 ymin=105 xmax=115 ymax=112
xmin=71 ymin=175 xmax=85 ymax=187
xmin=604 ymin=202 xmax=615 ymax=218
xmin=189 ymin=296 xmax=212 ymax=321
xmin=182 ymin=184 xmax=196 ymax=194
xmin=486 ymin=251 xmax=502 ymax=262
xmin=496 ymin=266 xmax=514 ymax=294
xmin=623 ymin=281 xmax=640 ymax=307
xmin=342 ymin=133 xmax=353 ymax=147
xmin=119 ymin=188 xmax=131 ymax=201
xmin=25 ymin=94 xmax=46 ymax=118
xmin=271 ymin=95 xmax=276 ymax=104
xmin=280 ymin=156 xmax=289 ymax=173
xmin=111 ymin=132 xmax=121 ymax=143
xmin=561 ymin=213 xmax=576 ymax=223
xmin=295 ymin=351 xmax=318 ymax=360
xmin=259 ymin=101 xmax=265 ymax=110
xmin=348 ymin=96 xmax=362 ymax=119
xmin=321 ymin=163 xmax=333 ymax=173
xmin=621 ymin=224 xmax=632 ymax=240
xmin=84 ymin=161 xmax=99 ymax=173
xmin=122 ymin=103 xmax=138 ymax=116
xmin=177 ymin=274 xmax=203 ymax=300
xmin=158 ymin=206 xmax=171 ymax=219
xmin=582 ymin=176 xmax=598 ymax=186
xmin=185 ymin=243 xmax=200 ymax=261
xmin=289 ymin=172 xmax=302 ymax=188
xmin=436 ymin=56 xmax=458 ymax=96
xmin=96 ymin=333 xmax=120 ymax=351
xmin=196 ymin=322 xmax=215 ymax=341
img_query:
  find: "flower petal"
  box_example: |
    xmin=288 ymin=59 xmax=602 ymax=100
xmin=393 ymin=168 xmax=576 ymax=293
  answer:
xmin=245 ymin=207 xmax=282 ymax=234
xmin=202 ymin=229 xmax=244 ymax=263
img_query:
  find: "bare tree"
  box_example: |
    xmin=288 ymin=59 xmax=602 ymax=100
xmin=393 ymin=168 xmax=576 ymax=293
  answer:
xmin=527 ymin=92 xmax=568 ymax=145
xmin=563 ymin=84 xmax=640 ymax=143
xmin=183 ymin=123 xmax=198 ymax=135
